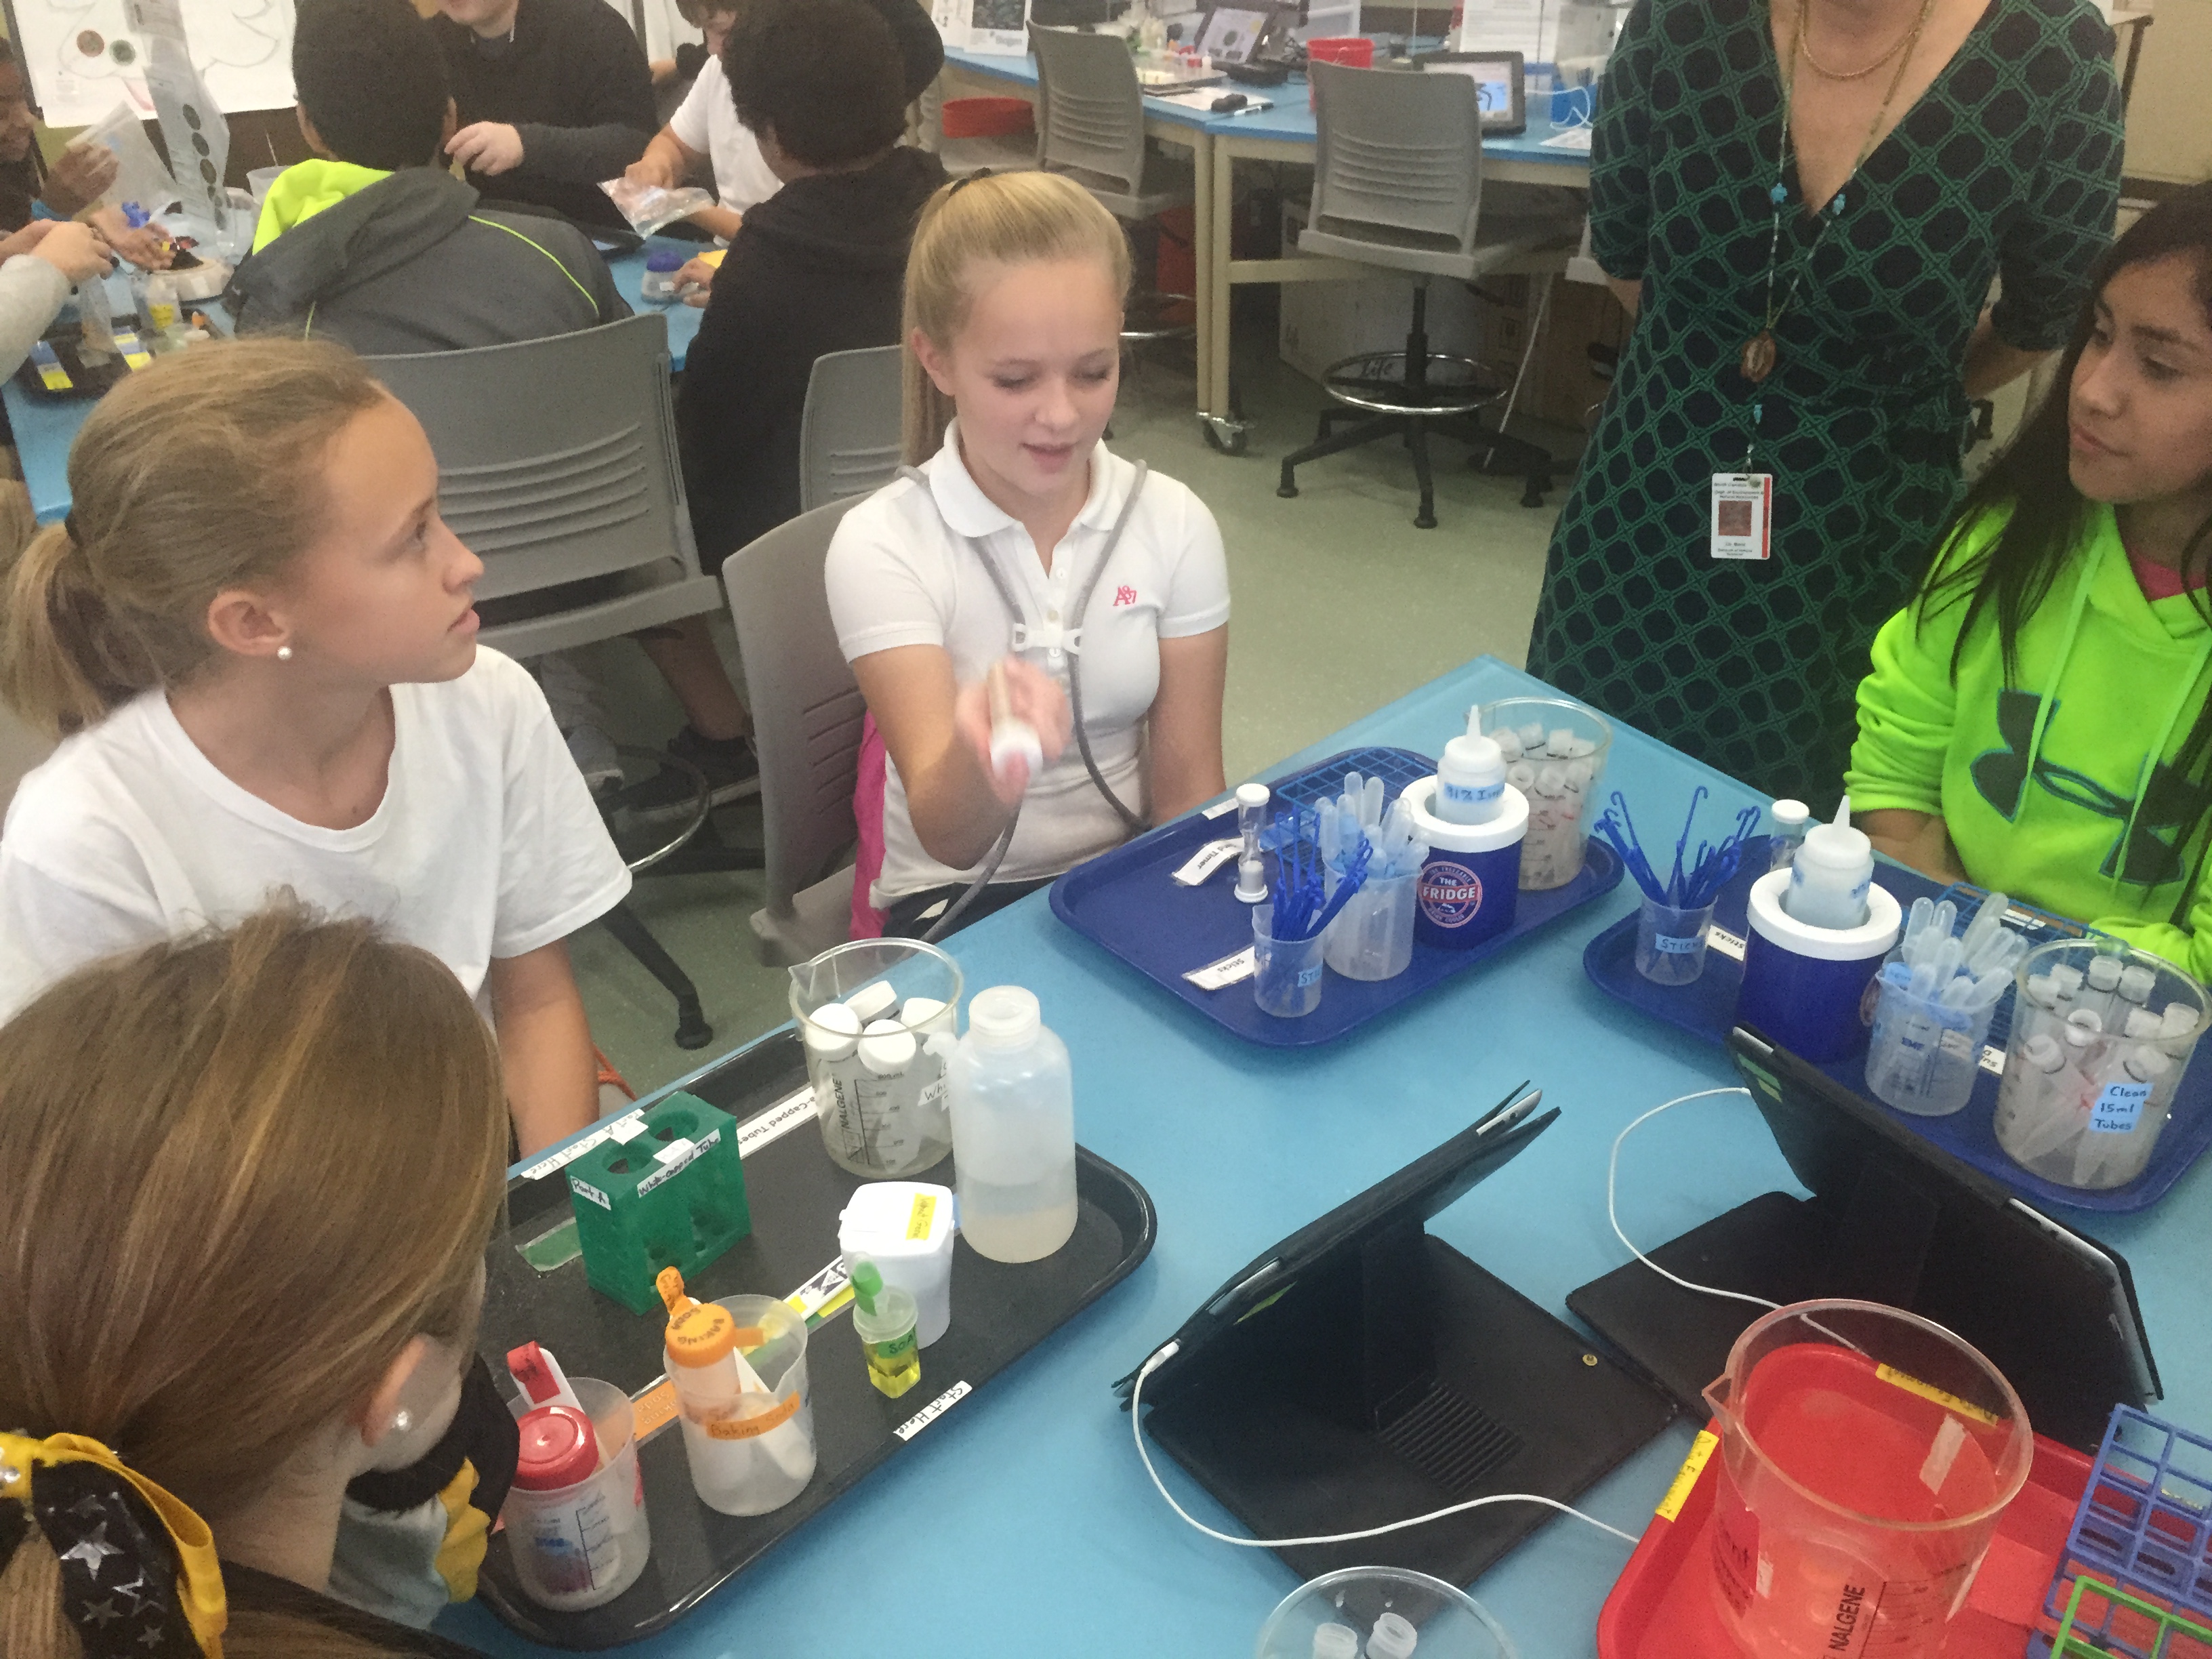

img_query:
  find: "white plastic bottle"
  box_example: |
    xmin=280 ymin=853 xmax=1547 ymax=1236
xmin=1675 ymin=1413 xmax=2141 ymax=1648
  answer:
xmin=1433 ymin=713 xmax=1506 ymax=826
xmin=1784 ymin=795 xmax=1873 ymax=930
xmin=947 ymin=985 xmax=1077 ymax=1263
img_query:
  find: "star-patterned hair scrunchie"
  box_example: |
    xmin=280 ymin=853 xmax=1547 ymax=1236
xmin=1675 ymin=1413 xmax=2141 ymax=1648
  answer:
xmin=0 ymin=1431 xmax=226 ymax=1658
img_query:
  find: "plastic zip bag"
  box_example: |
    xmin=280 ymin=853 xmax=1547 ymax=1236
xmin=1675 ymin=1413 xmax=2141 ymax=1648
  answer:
xmin=598 ymin=178 xmax=713 ymax=236
xmin=71 ymin=102 xmax=181 ymax=218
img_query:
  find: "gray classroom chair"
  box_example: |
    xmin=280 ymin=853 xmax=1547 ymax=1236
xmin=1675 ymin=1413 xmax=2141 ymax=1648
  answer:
xmin=799 ymin=346 xmax=905 ymax=513
xmin=369 ymin=311 xmax=735 ymax=1047
xmin=722 ymin=497 xmax=869 ymax=966
xmin=1029 ymin=24 xmax=1195 ymax=345
xmin=369 ymin=311 xmax=724 ymax=658
xmin=1276 ymin=60 xmax=1582 ymax=528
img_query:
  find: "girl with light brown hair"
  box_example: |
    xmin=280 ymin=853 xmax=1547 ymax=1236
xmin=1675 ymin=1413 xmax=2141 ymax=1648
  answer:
xmin=0 ymin=907 xmax=510 ymax=1658
xmin=827 ymin=170 xmax=1231 ymax=939
xmin=0 ymin=337 xmax=630 ymax=1155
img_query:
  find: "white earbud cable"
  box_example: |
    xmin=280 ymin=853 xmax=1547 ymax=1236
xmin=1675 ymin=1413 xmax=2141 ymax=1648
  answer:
xmin=1126 ymin=1345 xmax=1641 ymax=1547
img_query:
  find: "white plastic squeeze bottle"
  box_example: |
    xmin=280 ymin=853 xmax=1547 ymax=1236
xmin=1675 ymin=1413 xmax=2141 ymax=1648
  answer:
xmin=947 ymin=985 xmax=1077 ymax=1263
xmin=1434 ymin=712 xmax=1506 ymax=826
xmin=1784 ymin=795 xmax=1873 ymax=930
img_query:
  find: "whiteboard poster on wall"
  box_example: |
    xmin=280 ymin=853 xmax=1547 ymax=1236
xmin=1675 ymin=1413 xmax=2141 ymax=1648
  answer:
xmin=7 ymin=0 xmax=295 ymax=127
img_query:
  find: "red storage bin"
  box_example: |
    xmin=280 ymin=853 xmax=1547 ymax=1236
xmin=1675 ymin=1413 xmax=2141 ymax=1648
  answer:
xmin=941 ymin=96 xmax=1035 ymax=138
xmin=1306 ymin=36 xmax=1374 ymax=66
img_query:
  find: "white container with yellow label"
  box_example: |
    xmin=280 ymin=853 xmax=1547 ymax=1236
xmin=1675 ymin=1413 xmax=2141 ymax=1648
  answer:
xmin=838 ymin=1181 xmax=957 ymax=1347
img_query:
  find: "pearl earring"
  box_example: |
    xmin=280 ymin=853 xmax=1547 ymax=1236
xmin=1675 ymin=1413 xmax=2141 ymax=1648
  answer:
xmin=392 ymin=1410 xmax=412 ymax=1435
xmin=276 ymin=645 xmax=293 ymax=661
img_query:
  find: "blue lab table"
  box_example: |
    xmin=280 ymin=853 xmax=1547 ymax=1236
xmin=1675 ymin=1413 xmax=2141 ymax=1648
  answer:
xmin=1 ymin=241 xmax=699 ymax=525
xmin=939 ymin=47 xmax=1594 ymax=449
xmin=445 ymin=654 xmax=2212 ymax=1659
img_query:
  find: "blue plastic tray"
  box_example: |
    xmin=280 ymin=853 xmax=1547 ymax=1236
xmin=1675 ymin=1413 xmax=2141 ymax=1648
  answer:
xmin=1582 ymin=842 xmax=2212 ymax=1214
xmin=1050 ymin=746 xmax=1622 ymax=1048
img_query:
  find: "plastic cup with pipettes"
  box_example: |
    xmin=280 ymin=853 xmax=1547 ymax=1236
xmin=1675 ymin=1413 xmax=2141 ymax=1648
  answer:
xmin=1635 ymin=895 xmax=1717 ymax=986
xmin=1252 ymin=903 xmax=1326 ymax=1017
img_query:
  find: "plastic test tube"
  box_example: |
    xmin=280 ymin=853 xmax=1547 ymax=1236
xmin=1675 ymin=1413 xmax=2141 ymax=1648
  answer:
xmin=1233 ymin=781 xmax=1269 ymax=903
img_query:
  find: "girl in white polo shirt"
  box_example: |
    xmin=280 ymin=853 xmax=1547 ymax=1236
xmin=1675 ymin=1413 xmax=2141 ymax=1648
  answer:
xmin=827 ymin=171 xmax=1231 ymax=938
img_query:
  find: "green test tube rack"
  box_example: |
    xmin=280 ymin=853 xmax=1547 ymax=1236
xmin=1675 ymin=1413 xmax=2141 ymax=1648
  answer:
xmin=2053 ymin=1573 xmax=2212 ymax=1658
xmin=566 ymin=1092 xmax=752 ymax=1314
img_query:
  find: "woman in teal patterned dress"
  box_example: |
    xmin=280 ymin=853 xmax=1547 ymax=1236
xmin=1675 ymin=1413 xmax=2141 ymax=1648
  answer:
xmin=1524 ymin=0 xmax=2123 ymax=806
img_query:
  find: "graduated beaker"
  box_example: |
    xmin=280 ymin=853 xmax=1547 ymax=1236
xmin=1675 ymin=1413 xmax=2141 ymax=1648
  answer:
xmin=1995 ymin=938 xmax=2207 ymax=1191
xmin=1702 ymin=1300 xmax=2031 ymax=1659
xmin=790 ymin=939 xmax=961 ymax=1177
xmin=1474 ymin=695 xmax=1611 ymax=890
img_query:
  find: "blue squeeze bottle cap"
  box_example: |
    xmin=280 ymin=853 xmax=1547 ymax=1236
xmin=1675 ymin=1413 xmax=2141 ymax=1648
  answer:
xmin=645 ymin=249 xmax=685 ymax=271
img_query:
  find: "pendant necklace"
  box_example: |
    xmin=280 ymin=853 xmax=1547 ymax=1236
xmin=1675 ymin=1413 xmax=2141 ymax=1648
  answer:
xmin=1740 ymin=0 xmax=1935 ymax=386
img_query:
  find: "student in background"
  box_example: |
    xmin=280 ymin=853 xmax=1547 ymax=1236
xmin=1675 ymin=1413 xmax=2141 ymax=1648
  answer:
xmin=0 ymin=910 xmax=508 ymax=1657
xmin=0 ymin=47 xmax=172 ymax=270
xmin=431 ymin=0 xmax=657 ymax=230
xmin=623 ymin=0 xmax=777 ymax=243
xmin=233 ymin=0 xmax=625 ymax=353
xmin=630 ymin=0 xmax=945 ymax=270
xmin=0 ymin=341 xmax=630 ymax=1156
xmin=827 ymin=172 xmax=1230 ymax=938
xmin=1849 ymin=185 xmax=2212 ymax=980
xmin=625 ymin=0 xmax=945 ymax=823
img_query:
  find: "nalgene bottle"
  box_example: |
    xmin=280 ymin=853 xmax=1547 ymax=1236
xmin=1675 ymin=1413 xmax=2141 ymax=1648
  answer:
xmin=947 ymin=985 xmax=1077 ymax=1263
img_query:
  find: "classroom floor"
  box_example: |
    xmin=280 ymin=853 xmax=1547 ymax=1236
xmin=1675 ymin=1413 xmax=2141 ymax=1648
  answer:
xmin=575 ymin=316 xmax=1583 ymax=1099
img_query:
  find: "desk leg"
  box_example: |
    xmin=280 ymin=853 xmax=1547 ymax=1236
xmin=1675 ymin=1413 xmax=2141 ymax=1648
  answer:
xmin=1191 ymin=127 xmax=1214 ymax=426
xmin=1200 ymin=138 xmax=1247 ymax=455
xmin=2120 ymin=16 xmax=2148 ymax=109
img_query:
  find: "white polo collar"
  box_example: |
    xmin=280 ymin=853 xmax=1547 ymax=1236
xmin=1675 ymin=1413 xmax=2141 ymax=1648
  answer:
xmin=922 ymin=419 xmax=1125 ymax=547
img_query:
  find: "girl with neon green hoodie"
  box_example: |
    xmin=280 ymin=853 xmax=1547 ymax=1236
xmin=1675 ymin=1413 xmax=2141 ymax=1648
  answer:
xmin=1847 ymin=184 xmax=2212 ymax=982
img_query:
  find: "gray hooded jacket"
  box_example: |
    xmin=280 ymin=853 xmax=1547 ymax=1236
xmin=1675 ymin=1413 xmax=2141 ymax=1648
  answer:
xmin=228 ymin=167 xmax=628 ymax=355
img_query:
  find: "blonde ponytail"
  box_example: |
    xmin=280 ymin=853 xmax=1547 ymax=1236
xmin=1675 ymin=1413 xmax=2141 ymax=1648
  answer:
xmin=0 ymin=340 xmax=385 ymax=735
xmin=899 ymin=171 xmax=1132 ymax=465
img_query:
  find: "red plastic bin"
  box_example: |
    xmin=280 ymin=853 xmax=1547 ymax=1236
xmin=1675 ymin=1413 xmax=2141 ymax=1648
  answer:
xmin=1306 ymin=35 xmax=1375 ymax=66
xmin=1597 ymin=1427 xmax=2095 ymax=1659
xmin=941 ymin=96 xmax=1035 ymax=139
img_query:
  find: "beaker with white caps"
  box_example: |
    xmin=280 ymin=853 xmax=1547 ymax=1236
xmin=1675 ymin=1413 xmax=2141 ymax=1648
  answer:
xmin=789 ymin=938 xmax=962 ymax=1178
xmin=1473 ymin=696 xmax=1611 ymax=890
xmin=1995 ymin=937 xmax=2207 ymax=1190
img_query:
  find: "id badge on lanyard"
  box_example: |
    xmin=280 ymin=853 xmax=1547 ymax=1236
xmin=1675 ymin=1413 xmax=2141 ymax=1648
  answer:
xmin=1710 ymin=473 xmax=1774 ymax=561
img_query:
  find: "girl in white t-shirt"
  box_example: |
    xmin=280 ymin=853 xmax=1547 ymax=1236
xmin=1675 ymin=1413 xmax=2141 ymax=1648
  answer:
xmin=827 ymin=171 xmax=1231 ymax=939
xmin=0 ymin=339 xmax=632 ymax=1155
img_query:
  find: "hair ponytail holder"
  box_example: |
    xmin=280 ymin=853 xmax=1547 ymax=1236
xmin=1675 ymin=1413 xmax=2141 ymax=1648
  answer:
xmin=0 ymin=1431 xmax=226 ymax=1658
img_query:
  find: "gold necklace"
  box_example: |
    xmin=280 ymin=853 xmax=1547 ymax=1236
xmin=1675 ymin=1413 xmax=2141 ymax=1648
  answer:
xmin=1738 ymin=0 xmax=1936 ymax=386
xmin=1797 ymin=0 xmax=1925 ymax=80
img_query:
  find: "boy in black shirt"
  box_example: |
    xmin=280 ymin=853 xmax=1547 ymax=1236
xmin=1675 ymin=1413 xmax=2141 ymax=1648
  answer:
xmin=432 ymin=0 xmax=658 ymax=228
